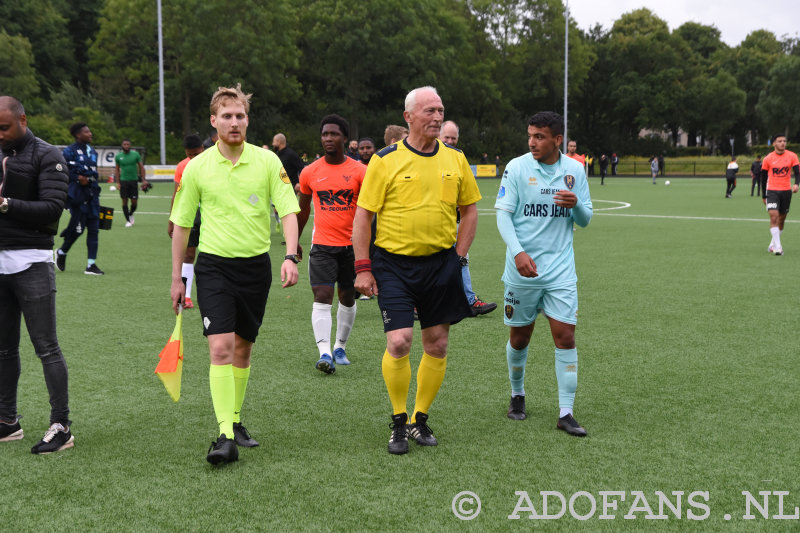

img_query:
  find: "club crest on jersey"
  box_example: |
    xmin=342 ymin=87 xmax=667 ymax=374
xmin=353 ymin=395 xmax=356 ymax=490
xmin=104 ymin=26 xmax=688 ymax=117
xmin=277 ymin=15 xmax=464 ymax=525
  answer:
xmin=564 ymin=175 xmax=575 ymax=190
xmin=280 ymin=168 xmax=291 ymax=184
xmin=505 ymin=304 xmax=514 ymax=319
xmin=497 ymin=185 xmax=506 ymax=198
xmin=528 ymin=176 xmax=537 ymax=185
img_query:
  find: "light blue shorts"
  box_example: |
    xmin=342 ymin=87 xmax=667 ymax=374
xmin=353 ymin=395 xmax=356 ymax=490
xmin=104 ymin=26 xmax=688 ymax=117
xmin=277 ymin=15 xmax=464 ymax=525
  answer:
xmin=503 ymin=284 xmax=578 ymax=326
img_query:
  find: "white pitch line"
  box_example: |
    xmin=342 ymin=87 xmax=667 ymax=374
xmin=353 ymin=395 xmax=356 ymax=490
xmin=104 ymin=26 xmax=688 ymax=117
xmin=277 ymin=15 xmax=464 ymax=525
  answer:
xmin=596 ymin=213 xmax=798 ymax=223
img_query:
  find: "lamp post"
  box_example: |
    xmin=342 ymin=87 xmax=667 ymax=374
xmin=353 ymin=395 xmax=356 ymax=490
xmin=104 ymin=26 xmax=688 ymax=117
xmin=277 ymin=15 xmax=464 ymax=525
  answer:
xmin=157 ymin=0 xmax=166 ymax=165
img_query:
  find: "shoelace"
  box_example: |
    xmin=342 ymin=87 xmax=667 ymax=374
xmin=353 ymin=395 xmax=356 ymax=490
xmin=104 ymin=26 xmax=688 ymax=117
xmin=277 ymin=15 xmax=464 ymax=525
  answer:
xmin=41 ymin=424 xmax=64 ymax=443
xmin=412 ymin=421 xmax=433 ymax=438
xmin=236 ymin=425 xmax=252 ymax=440
xmin=389 ymin=421 xmax=406 ymax=441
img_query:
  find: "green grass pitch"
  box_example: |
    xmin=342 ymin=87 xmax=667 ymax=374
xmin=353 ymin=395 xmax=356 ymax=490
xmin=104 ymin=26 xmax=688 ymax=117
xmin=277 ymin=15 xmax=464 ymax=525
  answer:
xmin=6 ymin=176 xmax=798 ymax=531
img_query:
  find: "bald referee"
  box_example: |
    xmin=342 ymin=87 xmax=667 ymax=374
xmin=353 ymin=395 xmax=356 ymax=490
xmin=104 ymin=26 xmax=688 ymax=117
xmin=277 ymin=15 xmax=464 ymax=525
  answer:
xmin=353 ymin=86 xmax=481 ymax=455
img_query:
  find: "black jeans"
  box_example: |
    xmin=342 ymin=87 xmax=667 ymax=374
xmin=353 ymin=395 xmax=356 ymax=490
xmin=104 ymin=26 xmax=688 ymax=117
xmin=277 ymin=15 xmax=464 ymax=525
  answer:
xmin=0 ymin=262 xmax=70 ymax=425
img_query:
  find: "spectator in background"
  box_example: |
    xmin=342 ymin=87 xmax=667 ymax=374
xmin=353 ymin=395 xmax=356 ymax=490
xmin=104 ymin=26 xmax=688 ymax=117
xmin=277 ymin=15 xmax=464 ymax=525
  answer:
xmin=495 ymin=155 xmax=502 ymax=176
xmin=114 ymin=138 xmax=148 ymax=227
xmin=345 ymin=139 xmax=359 ymax=160
xmin=358 ymin=138 xmax=376 ymax=165
xmin=599 ymin=154 xmax=608 ymax=185
xmin=480 ymin=153 xmax=489 ymax=164
xmin=650 ymin=156 xmax=659 ymax=185
xmin=383 ymin=125 xmax=408 ymax=147
xmin=750 ymin=154 xmax=762 ymax=197
xmin=725 ymin=156 xmax=739 ymax=198
xmin=587 ymin=154 xmax=595 ymax=176
xmin=271 ymin=133 xmax=305 ymax=193
xmin=611 ymin=153 xmax=619 ymax=175
xmin=438 ymin=120 xmax=496 ymax=317
xmin=658 ymin=154 xmax=665 ymax=176
xmin=202 ymin=129 xmax=218 ymax=149
xmin=56 ymin=122 xmax=104 ymax=275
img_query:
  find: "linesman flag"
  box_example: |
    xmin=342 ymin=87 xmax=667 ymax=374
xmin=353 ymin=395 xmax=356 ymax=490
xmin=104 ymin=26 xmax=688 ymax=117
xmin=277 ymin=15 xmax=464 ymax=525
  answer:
xmin=155 ymin=310 xmax=184 ymax=402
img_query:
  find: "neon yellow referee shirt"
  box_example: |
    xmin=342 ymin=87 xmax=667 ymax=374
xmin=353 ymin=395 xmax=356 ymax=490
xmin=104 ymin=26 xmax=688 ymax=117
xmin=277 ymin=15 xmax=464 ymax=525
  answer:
xmin=358 ymin=139 xmax=481 ymax=256
xmin=170 ymin=143 xmax=300 ymax=258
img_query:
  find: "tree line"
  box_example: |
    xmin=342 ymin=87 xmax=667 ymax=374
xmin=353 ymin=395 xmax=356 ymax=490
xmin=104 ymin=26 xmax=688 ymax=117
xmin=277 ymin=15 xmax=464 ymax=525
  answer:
xmin=3 ymin=0 xmax=799 ymax=163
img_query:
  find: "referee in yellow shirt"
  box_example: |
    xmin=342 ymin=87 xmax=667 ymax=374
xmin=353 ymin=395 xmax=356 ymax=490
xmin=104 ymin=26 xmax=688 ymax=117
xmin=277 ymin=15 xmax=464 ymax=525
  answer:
xmin=170 ymin=85 xmax=300 ymax=465
xmin=353 ymin=86 xmax=481 ymax=455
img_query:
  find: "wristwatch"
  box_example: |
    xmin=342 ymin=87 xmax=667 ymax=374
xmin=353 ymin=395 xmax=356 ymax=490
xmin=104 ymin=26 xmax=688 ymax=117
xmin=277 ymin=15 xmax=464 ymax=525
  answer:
xmin=0 ymin=197 xmax=8 ymax=214
xmin=458 ymin=255 xmax=469 ymax=267
xmin=284 ymin=254 xmax=300 ymax=264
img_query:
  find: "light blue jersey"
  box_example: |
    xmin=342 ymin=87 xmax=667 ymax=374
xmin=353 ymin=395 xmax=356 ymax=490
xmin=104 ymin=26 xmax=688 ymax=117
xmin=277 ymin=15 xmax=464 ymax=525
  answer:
xmin=494 ymin=152 xmax=592 ymax=288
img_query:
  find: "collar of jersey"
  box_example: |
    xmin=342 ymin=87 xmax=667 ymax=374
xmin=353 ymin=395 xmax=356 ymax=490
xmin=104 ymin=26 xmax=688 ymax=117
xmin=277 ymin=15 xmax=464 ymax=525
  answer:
xmin=529 ymin=152 xmax=565 ymax=184
xmin=402 ymin=138 xmax=440 ymax=158
xmin=211 ymin=142 xmax=251 ymax=166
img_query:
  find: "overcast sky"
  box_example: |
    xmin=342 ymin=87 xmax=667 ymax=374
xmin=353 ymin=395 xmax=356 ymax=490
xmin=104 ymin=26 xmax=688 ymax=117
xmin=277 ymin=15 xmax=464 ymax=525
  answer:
xmin=567 ymin=0 xmax=800 ymax=47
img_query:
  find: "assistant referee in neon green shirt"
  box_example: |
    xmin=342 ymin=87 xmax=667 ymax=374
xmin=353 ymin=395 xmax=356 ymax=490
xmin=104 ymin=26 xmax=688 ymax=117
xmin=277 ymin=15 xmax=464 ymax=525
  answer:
xmin=170 ymin=84 xmax=300 ymax=466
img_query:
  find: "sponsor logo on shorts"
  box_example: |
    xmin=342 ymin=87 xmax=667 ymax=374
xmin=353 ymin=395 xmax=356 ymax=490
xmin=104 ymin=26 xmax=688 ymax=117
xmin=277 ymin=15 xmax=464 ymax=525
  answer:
xmin=382 ymin=310 xmax=391 ymax=324
xmin=564 ymin=175 xmax=575 ymax=190
xmin=203 ymin=316 xmax=211 ymax=329
xmin=505 ymin=295 xmax=520 ymax=305
xmin=767 ymin=202 xmax=778 ymax=209
xmin=505 ymin=304 xmax=514 ymax=319
xmin=566 ymin=364 xmax=577 ymax=372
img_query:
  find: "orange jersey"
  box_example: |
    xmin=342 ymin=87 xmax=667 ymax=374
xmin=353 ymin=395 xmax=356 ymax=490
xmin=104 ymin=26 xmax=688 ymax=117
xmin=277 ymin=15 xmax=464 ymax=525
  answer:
xmin=174 ymin=157 xmax=190 ymax=184
xmin=566 ymin=153 xmax=585 ymax=165
xmin=299 ymin=157 xmax=365 ymax=246
xmin=763 ymin=150 xmax=800 ymax=191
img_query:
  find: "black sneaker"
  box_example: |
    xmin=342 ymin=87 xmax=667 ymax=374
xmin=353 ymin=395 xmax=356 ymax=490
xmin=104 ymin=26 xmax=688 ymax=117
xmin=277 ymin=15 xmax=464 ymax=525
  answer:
xmin=408 ymin=412 xmax=438 ymax=446
xmin=233 ymin=423 xmax=259 ymax=447
xmin=507 ymin=395 xmax=526 ymax=420
xmin=206 ymin=434 xmax=239 ymax=465
xmin=0 ymin=416 xmax=23 ymax=442
xmin=471 ymin=297 xmax=498 ymax=316
xmin=557 ymin=414 xmax=587 ymax=437
xmin=55 ymin=251 xmax=66 ymax=272
xmin=31 ymin=422 xmax=74 ymax=454
xmin=388 ymin=413 xmax=408 ymax=455
xmin=84 ymin=264 xmax=105 ymax=275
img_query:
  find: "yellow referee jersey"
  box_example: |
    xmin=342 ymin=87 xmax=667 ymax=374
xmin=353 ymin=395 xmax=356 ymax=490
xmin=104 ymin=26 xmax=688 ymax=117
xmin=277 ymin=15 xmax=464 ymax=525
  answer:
xmin=358 ymin=139 xmax=481 ymax=256
xmin=170 ymin=142 xmax=300 ymax=258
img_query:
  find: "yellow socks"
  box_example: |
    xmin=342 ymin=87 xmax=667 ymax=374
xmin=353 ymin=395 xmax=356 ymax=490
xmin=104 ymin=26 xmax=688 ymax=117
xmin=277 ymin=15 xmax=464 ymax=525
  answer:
xmin=209 ymin=364 xmax=234 ymax=438
xmin=232 ymin=365 xmax=250 ymax=424
xmin=411 ymin=353 xmax=447 ymax=424
xmin=382 ymin=351 xmax=411 ymax=415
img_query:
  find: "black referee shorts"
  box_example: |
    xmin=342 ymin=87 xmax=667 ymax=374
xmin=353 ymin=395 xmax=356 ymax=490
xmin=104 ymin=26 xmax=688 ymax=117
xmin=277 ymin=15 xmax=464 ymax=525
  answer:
xmin=194 ymin=252 xmax=271 ymax=342
xmin=372 ymin=246 xmax=471 ymax=332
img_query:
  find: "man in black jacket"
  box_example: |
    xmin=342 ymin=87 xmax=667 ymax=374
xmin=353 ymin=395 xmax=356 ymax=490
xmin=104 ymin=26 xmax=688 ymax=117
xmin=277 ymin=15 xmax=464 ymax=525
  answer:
xmin=0 ymin=96 xmax=75 ymax=454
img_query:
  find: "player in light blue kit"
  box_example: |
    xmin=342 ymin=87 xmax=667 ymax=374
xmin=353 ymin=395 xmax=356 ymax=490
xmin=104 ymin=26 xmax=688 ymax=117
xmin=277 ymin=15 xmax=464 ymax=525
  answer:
xmin=495 ymin=111 xmax=593 ymax=436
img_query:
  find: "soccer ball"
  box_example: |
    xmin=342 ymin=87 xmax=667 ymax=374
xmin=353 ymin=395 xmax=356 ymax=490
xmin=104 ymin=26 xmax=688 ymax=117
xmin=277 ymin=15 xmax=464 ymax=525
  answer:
xmin=109 ymin=185 xmax=117 ymax=191
xmin=664 ymin=180 xmax=671 ymax=186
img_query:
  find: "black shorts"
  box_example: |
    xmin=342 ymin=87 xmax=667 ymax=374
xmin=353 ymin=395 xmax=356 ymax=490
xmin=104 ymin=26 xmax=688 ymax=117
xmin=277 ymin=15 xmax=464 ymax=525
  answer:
xmin=194 ymin=252 xmax=271 ymax=342
xmin=119 ymin=180 xmax=139 ymax=199
xmin=187 ymin=210 xmax=202 ymax=248
xmin=372 ymin=246 xmax=471 ymax=332
xmin=766 ymin=190 xmax=792 ymax=215
xmin=308 ymin=244 xmax=355 ymax=288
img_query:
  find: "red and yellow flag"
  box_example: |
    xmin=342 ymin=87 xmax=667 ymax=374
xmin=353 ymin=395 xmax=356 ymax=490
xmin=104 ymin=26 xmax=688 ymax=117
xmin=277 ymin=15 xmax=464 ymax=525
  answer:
xmin=155 ymin=311 xmax=183 ymax=402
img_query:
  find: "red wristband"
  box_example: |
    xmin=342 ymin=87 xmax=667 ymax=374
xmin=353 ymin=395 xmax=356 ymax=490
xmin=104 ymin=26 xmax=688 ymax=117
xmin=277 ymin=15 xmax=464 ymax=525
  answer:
xmin=354 ymin=259 xmax=372 ymax=273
